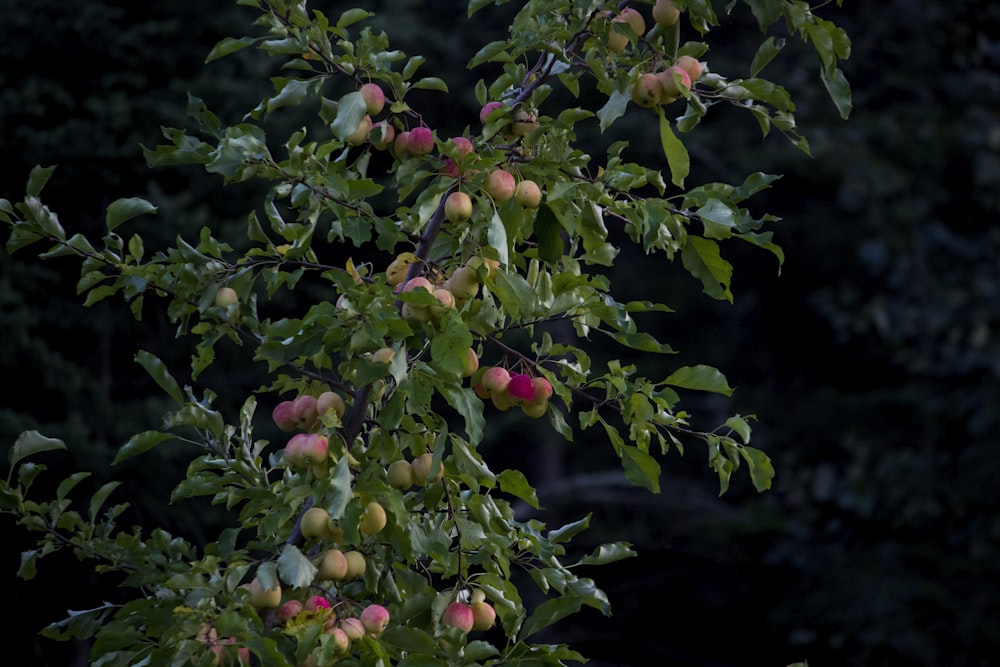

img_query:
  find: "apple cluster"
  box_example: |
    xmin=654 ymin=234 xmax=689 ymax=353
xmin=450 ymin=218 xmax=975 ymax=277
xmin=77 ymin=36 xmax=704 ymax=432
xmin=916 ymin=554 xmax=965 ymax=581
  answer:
xmin=470 ymin=365 xmax=554 ymax=418
xmin=388 ymin=253 xmax=500 ymax=324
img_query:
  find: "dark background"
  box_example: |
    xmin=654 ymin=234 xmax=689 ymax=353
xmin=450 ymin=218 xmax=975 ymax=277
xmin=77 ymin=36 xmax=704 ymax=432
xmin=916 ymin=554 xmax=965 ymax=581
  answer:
xmin=2 ymin=1 xmax=999 ymax=665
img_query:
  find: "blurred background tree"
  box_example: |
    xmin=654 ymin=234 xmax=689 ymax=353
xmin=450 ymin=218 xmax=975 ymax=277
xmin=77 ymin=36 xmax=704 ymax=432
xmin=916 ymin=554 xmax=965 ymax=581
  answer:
xmin=2 ymin=1 xmax=998 ymax=665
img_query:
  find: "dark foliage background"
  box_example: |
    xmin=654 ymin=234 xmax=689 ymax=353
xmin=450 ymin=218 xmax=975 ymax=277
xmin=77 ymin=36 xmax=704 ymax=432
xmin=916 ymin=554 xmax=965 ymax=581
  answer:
xmin=2 ymin=1 xmax=998 ymax=665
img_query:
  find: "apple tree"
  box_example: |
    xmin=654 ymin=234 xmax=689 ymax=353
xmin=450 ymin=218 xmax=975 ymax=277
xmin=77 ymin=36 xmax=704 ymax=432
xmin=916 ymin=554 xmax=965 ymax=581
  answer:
xmin=1 ymin=1 xmax=849 ymax=665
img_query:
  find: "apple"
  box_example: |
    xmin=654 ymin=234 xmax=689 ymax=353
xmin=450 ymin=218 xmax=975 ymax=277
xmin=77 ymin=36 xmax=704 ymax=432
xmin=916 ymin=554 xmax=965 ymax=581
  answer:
xmin=656 ymin=66 xmax=692 ymax=103
xmin=316 ymin=391 xmax=345 ymax=419
xmin=358 ymin=500 xmax=387 ymax=535
xmin=479 ymin=101 xmax=504 ymax=123
xmin=510 ymin=109 xmax=539 ymax=136
xmin=530 ymin=376 xmax=553 ymax=403
xmin=290 ymin=394 xmax=320 ymax=430
xmin=462 ymin=348 xmax=479 ymax=378
xmin=471 ymin=601 xmax=496 ymax=631
xmin=444 ymin=265 xmax=480 ymax=301
xmin=301 ymin=506 xmax=331 ymax=540
xmin=402 ymin=302 xmax=433 ymax=324
xmin=359 ymin=83 xmax=385 ymax=115
xmin=491 ymin=387 xmax=517 ymax=411
xmin=444 ymin=191 xmax=473 ymax=223
xmin=466 ymin=255 xmax=500 ymax=278
xmin=470 ymin=589 xmax=486 ymax=604
xmin=430 ymin=287 xmax=456 ymax=319
xmin=507 ymin=373 xmax=536 ymax=402
xmin=408 ymin=126 xmax=435 ymax=155
xmin=326 ymin=626 xmax=350 ymax=653
xmin=244 ymin=577 xmax=282 ymax=609
xmin=652 ymin=0 xmax=680 ymax=27
xmin=210 ymin=637 xmax=250 ymax=666
xmin=327 ymin=520 xmax=345 ymax=544
xmin=387 ymin=459 xmax=414 ymax=489
xmin=676 ymin=54 xmax=704 ymax=82
xmin=442 ymin=136 xmax=477 ymax=177
xmin=360 ymin=604 xmax=390 ymax=635
xmin=484 ymin=169 xmax=516 ymax=202
xmin=304 ymin=595 xmax=331 ymax=612
xmin=520 ymin=399 xmax=548 ymax=418
xmin=441 ymin=602 xmax=474 ymax=634
xmin=410 ymin=452 xmax=443 ymax=486
xmin=339 ymin=617 xmax=366 ymax=642
xmin=214 ymin=286 xmax=238 ymax=309
xmin=618 ymin=7 xmax=646 ymax=38
xmin=631 ymin=72 xmax=664 ymax=108
xmin=392 ymin=130 xmax=410 ymax=158
xmin=372 ymin=347 xmax=396 ymax=365
xmin=386 ymin=251 xmax=418 ymax=286
xmin=481 ymin=366 xmax=511 ymax=394
xmin=514 ymin=179 xmax=542 ymax=208
xmin=277 ymin=599 xmax=303 ymax=621
xmin=316 ymin=548 xmax=349 ymax=580
xmin=370 ymin=120 xmax=395 ymax=150
xmin=272 ymin=400 xmax=296 ymax=431
xmin=343 ymin=550 xmax=367 ymax=579
xmin=346 ymin=114 xmax=372 ymax=145
xmin=285 ymin=433 xmax=328 ymax=469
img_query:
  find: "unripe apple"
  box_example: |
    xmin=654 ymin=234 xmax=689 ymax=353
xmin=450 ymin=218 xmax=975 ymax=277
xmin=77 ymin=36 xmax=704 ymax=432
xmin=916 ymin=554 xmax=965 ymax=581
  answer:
xmin=408 ymin=127 xmax=435 ymax=156
xmin=441 ymin=602 xmax=474 ymax=634
xmin=430 ymin=287 xmax=456 ymax=318
xmin=402 ymin=275 xmax=433 ymax=294
xmin=346 ymin=114 xmax=372 ymax=146
xmin=444 ymin=191 xmax=473 ymax=223
xmin=392 ymin=130 xmax=411 ymax=159
xmin=507 ymin=373 xmax=536 ymax=402
xmin=466 ymin=255 xmax=500 ymax=279
xmin=676 ymin=54 xmax=704 ymax=82
xmin=272 ymin=400 xmax=296 ymax=432
xmin=290 ymin=395 xmax=320 ymax=431
xmin=359 ymin=83 xmax=385 ymax=115
xmin=360 ymin=604 xmax=390 ymax=635
xmin=531 ymin=376 xmax=553 ymax=403
xmin=387 ymin=459 xmax=414 ymax=489
xmin=473 ymin=381 xmax=491 ymax=400
xmin=471 ymin=601 xmax=496 ymax=631
xmin=444 ymin=265 xmax=480 ymax=301
xmin=372 ymin=347 xmax=396 ymax=365
xmin=491 ymin=387 xmax=517 ymax=411
xmin=402 ymin=302 xmax=433 ymax=324
xmin=343 ymin=550 xmax=367 ymax=579
xmin=316 ymin=548 xmax=349 ymax=580
xmin=442 ymin=136 xmax=476 ymax=178
xmin=484 ymin=169 xmax=516 ymax=202
xmin=244 ymin=577 xmax=282 ymax=609
xmin=339 ymin=617 xmax=366 ymax=642
xmin=631 ymin=72 xmax=664 ymax=108
xmin=462 ymin=348 xmax=479 ymax=378
xmin=277 ymin=599 xmax=303 ymax=621
xmin=316 ymin=391 xmax=345 ymax=419
xmin=479 ymin=101 xmax=504 ymax=123
xmin=652 ymin=0 xmax=680 ymax=27
xmin=410 ymin=452 xmax=443 ymax=486
xmin=656 ymin=66 xmax=692 ymax=103
xmin=326 ymin=626 xmax=350 ymax=653
xmin=214 ymin=286 xmax=239 ymax=309
xmin=470 ymin=589 xmax=487 ymax=604
xmin=520 ymin=399 xmax=548 ymax=418
xmin=618 ymin=7 xmax=646 ymax=38
xmin=606 ymin=16 xmax=631 ymax=53
xmin=327 ymin=520 xmax=344 ymax=544
xmin=370 ymin=120 xmax=395 ymax=150
xmin=510 ymin=109 xmax=539 ymax=136
xmin=358 ymin=500 xmax=387 ymax=535
xmin=301 ymin=506 xmax=331 ymax=540
xmin=481 ymin=366 xmax=511 ymax=394
xmin=514 ymin=179 xmax=542 ymax=208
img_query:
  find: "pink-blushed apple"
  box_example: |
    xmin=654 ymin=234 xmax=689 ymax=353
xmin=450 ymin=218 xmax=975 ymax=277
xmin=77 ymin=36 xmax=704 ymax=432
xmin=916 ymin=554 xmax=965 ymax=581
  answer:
xmin=484 ymin=169 xmax=516 ymax=202
xmin=339 ymin=617 xmax=365 ymax=642
xmin=277 ymin=599 xmax=303 ymax=621
xmin=514 ymin=179 xmax=542 ymax=208
xmin=359 ymin=82 xmax=385 ymax=115
xmin=441 ymin=602 xmax=474 ymax=634
xmin=444 ymin=191 xmax=473 ymax=223
xmin=408 ymin=127 xmax=435 ymax=155
xmin=507 ymin=373 xmax=536 ymax=402
xmin=360 ymin=604 xmax=390 ymax=635
xmin=482 ymin=367 xmax=511 ymax=394
xmin=371 ymin=120 xmax=395 ymax=150
xmin=316 ymin=548 xmax=349 ymax=580
xmin=471 ymin=601 xmax=496 ymax=631
xmin=272 ymin=400 xmax=296 ymax=432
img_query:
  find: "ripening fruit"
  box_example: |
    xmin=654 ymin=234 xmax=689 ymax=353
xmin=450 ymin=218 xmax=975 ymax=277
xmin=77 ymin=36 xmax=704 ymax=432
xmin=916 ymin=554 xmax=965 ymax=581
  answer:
xmin=514 ymin=179 xmax=542 ymax=208
xmin=656 ymin=66 xmax=692 ymax=103
xmin=462 ymin=348 xmax=480 ymax=378
xmin=359 ymin=83 xmax=385 ymax=115
xmin=410 ymin=452 xmax=443 ymax=486
xmin=326 ymin=626 xmax=350 ymax=653
xmin=531 ymin=376 xmax=553 ymax=403
xmin=360 ymin=604 xmax=390 ymax=635
xmin=392 ymin=130 xmax=411 ymax=159
xmin=510 ymin=109 xmax=539 ymax=136
xmin=290 ymin=395 xmax=320 ymax=431
xmin=386 ymin=251 xmax=418 ymax=286
xmin=339 ymin=617 xmax=366 ymax=642
xmin=631 ymin=73 xmax=664 ymax=108
xmin=359 ymin=501 xmax=387 ymax=535
xmin=652 ymin=0 xmax=680 ymax=27
xmin=408 ymin=127 xmax=435 ymax=155
xmin=606 ymin=16 xmax=629 ymax=53
xmin=444 ymin=265 xmax=480 ymax=301
xmin=482 ymin=366 xmax=512 ymax=394
xmin=277 ymin=599 xmax=303 ymax=621
xmin=387 ymin=459 xmax=414 ymax=489
xmin=484 ymin=169 xmax=516 ymax=202
xmin=471 ymin=601 xmax=496 ymax=631
xmin=466 ymin=255 xmax=500 ymax=279
xmin=370 ymin=120 xmax=395 ymax=150
xmin=301 ymin=506 xmax=331 ymax=541
xmin=676 ymin=54 xmax=704 ymax=82
xmin=619 ymin=7 xmax=646 ymax=38
xmin=316 ymin=548 xmax=349 ymax=580
xmin=372 ymin=347 xmax=396 ymax=365
xmin=244 ymin=577 xmax=282 ymax=609
xmin=430 ymin=287 xmax=456 ymax=318
xmin=346 ymin=114 xmax=372 ymax=146
xmin=507 ymin=373 xmax=536 ymax=402
xmin=402 ymin=302 xmax=433 ymax=325
xmin=272 ymin=400 xmax=296 ymax=432
xmin=327 ymin=520 xmax=344 ymax=544
xmin=214 ymin=286 xmax=239 ymax=309
xmin=316 ymin=391 xmax=345 ymax=419
xmin=520 ymin=399 xmax=548 ymax=418
xmin=304 ymin=595 xmax=331 ymax=612
xmin=479 ymin=101 xmax=504 ymax=123
xmin=343 ymin=550 xmax=367 ymax=579
xmin=441 ymin=602 xmax=475 ymax=634
xmin=444 ymin=191 xmax=473 ymax=224
xmin=285 ymin=433 xmax=328 ymax=469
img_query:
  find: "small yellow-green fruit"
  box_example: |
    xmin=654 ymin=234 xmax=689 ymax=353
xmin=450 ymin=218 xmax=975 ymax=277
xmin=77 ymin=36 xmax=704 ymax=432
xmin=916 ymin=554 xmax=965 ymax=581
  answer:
xmin=343 ymin=550 xmax=367 ymax=579
xmin=346 ymin=115 xmax=372 ymax=146
xmin=402 ymin=302 xmax=433 ymax=324
xmin=606 ymin=17 xmax=629 ymax=53
xmin=372 ymin=347 xmax=396 ymax=365
xmin=470 ymin=589 xmax=486 ymax=604
xmin=471 ymin=601 xmax=496 ymax=631
xmin=656 ymin=65 xmax=692 ymax=103
xmin=520 ymin=399 xmax=549 ymax=418
xmin=514 ymin=179 xmax=542 ymax=208
xmin=430 ymin=288 xmax=456 ymax=318
xmin=652 ymin=0 xmax=680 ymax=27
xmin=631 ymin=73 xmax=664 ymax=108
xmin=411 ymin=452 xmax=443 ymax=486
xmin=214 ymin=287 xmax=239 ymax=309
xmin=245 ymin=577 xmax=282 ymax=609
xmin=316 ymin=391 xmax=346 ymax=419
xmin=510 ymin=109 xmax=539 ymax=136
xmin=358 ymin=501 xmax=387 ymax=536
xmin=386 ymin=251 xmax=418 ymax=286
xmin=371 ymin=120 xmax=396 ymax=150
xmin=444 ymin=191 xmax=473 ymax=223
xmin=445 ymin=265 xmax=480 ymax=301
xmin=466 ymin=255 xmax=500 ymax=279
xmin=301 ymin=506 xmax=331 ymax=541
xmin=327 ymin=520 xmax=345 ymax=544
xmin=484 ymin=169 xmax=516 ymax=203
xmin=387 ymin=459 xmax=414 ymax=489
xmin=316 ymin=548 xmax=349 ymax=580
xmin=618 ymin=7 xmax=646 ymax=38
xmin=462 ymin=348 xmax=480 ymax=378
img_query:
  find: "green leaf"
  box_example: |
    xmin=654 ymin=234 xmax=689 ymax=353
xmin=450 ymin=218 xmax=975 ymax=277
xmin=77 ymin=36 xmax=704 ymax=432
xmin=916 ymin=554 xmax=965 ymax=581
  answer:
xmin=205 ymin=36 xmax=259 ymax=63
xmin=331 ymin=91 xmax=368 ymax=142
xmin=26 ymin=165 xmax=57 ymax=197
xmin=411 ymin=77 xmax=449 ymax=93
xmin=658 ymin=110 xmax=690 ymax=188
xmin=437 ymin=383 xmax=485 ymax=446
xmin=520 ymin=596 xmax=582 ymax=639
xmin=549 ymin=515 xmax=590 ymax=544
xmin=681 ymin=236 xmax=733 ymax=302
xmin=323 ymin=457 xmax=353 ymax=520
xmin=105 ymin=198 xmax=157 ymax=232
xmin=533 ymin=205 xmax=564 ymax=265
xmin=56 ymin=472 xmax=92 ymax=501
xmin=740 ymin=446 xmax=775 ymax=491
xmin=597 ymin=86 xmax=630 ymax=132
xmin=697 ymin=199 xmax=737 ymax=239
xmin=89 ymin=481 xmax=123 ymax=521
xmin=113 ymin=431 xmax=176 ymax=465
xmin=821 ymin=66 xmax=852 ymax=119
xmin=40 ymin=603 xmax=115 ymax=640
xmin=18 ymin=550 xmax=38 ymax=580
xmin=621 ymin=445 xmax=661 ymax=493
xmin=498 ymin=469 xmax=539 ymax=509
xmin=9 ymin=430 xmax=66 ymax=468
xmin=750 ymin=36 xmax=784 ymax=77
xmin=277 ymin=544 xmax=318 ymax=589
xmin=576 ymin=542 xmax=637 ymax=566
xmin=467 ymin=40 xmax=512 ymax=68
xmin=135 ymin=350 xmax=184 ymax=405
xmin=336 ymin=8 xmax=373 ymax=28
xmin=664 ymin=364 xmax=733 ymax=396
